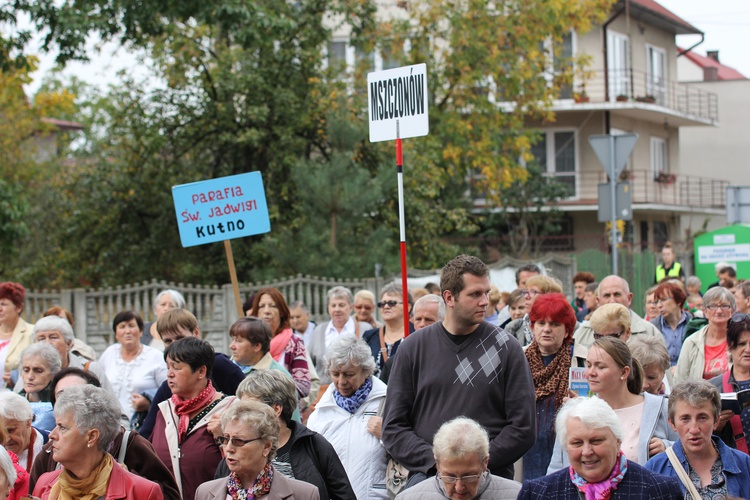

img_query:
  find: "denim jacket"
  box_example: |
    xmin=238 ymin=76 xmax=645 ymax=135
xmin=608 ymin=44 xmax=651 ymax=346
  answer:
xmin=645 ymin=436 xmax=750 ymax=499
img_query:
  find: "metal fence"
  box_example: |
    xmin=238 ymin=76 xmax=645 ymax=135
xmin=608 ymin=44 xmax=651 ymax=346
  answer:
xmin=23 ymin=276 xmax=393 ymax=356
xmin=22 ymin=254 xmax=581 ymax=356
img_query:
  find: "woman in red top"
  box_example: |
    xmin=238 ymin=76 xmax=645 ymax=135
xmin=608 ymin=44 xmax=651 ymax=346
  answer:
xmin=32 ymin=385 xmax=162 ymax=499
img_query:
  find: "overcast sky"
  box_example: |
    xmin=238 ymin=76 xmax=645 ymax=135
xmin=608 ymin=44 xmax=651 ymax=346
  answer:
xmin=658 ymin=0 xmax=750 ymax=77
xmin=24 ymin=0 xmax=750 ymax=94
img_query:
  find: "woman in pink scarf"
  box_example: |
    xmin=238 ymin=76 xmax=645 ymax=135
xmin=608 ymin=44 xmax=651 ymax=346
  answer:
xmin=517 ymin=397 xmax=682 ymax=499
xmin=250 ymin=288 xmax=310 ymax=398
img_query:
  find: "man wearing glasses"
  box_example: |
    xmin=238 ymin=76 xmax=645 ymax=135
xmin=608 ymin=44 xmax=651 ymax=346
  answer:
xmin=382 ymin=255 xmax=535 ymax=487
xmin=572 ymin=275 xmax=664 ymax=367
xmin=394 ymin=417 xmax=521 ymax=499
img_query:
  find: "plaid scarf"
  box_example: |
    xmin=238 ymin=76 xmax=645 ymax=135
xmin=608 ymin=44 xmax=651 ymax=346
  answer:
xmin=525 ymin=340 xmax=571 ymax=411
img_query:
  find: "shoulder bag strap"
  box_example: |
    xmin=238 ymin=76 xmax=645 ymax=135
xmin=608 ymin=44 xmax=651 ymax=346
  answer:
xmin=666 ymin=446 xmax=701 ymax=500
xmin=378 ymin=327 xmax=388 ymax=363
xmin=118 ymin=430 xmax=131 ymax=464
xmin=722 ymin=371 xmax=749 ymax=453
xmin=376 ymin=396 xmax=386 ymax=418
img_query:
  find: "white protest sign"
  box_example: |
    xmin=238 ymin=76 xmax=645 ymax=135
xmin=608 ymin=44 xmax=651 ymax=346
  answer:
xmin=367 ymin=63 xmax=429 ymax=143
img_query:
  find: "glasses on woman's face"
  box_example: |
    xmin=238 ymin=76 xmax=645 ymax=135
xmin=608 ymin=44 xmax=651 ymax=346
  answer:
xmin=593 ymin=331 xmax=624 ymax=340
xmin=437 ymin=472 xmax=482 ymax=484
xmin=378 ymin=300 xmax=402 ymax=309
xmin=706 ymin=304 xmax=733 ymax=312
xmin=215 ymin=435 xmax=263 ymax=447
xmin=519 ymin=289 xmax=541 ymax=298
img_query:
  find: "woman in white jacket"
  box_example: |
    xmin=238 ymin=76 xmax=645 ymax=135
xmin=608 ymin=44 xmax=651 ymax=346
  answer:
xmin=307 ymin=335 xmax=388 ymax=499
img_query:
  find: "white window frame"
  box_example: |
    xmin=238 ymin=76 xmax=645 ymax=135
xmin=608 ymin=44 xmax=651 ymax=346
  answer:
xmin=540 ymin=31 xmax=576 ymax=101
xmin=650 ymin=136 xmax=668 ymax=178
xmin=646 ymin=44 xmax=667 ymax=105
xmin=607 ymin=30 xmax=631 ymax=101
xmin=531 ymin=128 xmax=580 ymax=200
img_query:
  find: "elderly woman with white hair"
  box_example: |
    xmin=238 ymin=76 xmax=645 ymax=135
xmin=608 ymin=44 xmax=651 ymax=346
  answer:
xmin=16 ymin=343 xmax=61 ymax=432
xmin=196 ymin=400 xmax=319 ymax=500
xmin=307 ymin=336 xmax=387 ymax=499
xmin=0 ymin=391 xmax=46 ymax=474
xmin=32 ymin=385 xmax=163 ymax=499
xmin=30 ymin=315 xmax=113 ymax=394
xmin=395 ymin=417 xmax=521 ymax=499
xmin=141 ymin=289 xmax=186 ymax=350
xmin=308 ymin=286 xmax=372 ymax=385
xmin=518 ymin=397 xmax=682 ymax=499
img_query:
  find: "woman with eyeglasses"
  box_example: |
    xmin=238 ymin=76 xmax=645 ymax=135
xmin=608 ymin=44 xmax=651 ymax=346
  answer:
xmin=354 ymin=290 xmax=381 ymax=329
xmin=674 ymin=287 xmax=736 ymax=385
xmin=150 ymin=337 xmax=235 ymax=500
xmin=709 ymin=312 xmax=750 ymax=453
xmin=548 ymin=335 xmax=676 ymax=472
xmin=195 ymin=400 xmax=319 ymax=500
xmin=522 ymin=293 xmax=577 ymax=480
xmin=307 ymin=336 xmax=388 ymax=499
xmin=649 ymin=282 xmax=692 ymax=366
xmin=505 ymin=276 xmax=564 ymax=347
xmin=362 ymin=284 xmax=414 ymax=377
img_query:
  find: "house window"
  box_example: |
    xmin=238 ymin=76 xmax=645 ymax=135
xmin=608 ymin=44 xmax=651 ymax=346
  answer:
xmin=650 ymin=137 xmax=668 ymax=178
xmin=646 ymin=45 xmax=667 ymax=105
xmin=355 ymin=43 xmax=375 ymax=73
xmin=553 ymin=32 xmax=573 ymax=99
xmin=327 ymin=41 xmax=347 ymax=75
xmin=530 ymin=130 xmax=577 ymax=198
xmin=607 ymin=31 xmax=631 ymax=100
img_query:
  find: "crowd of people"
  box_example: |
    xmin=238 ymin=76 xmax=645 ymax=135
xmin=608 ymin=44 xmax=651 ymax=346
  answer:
xmin=2 ymin=243 xmax=750 ymax=500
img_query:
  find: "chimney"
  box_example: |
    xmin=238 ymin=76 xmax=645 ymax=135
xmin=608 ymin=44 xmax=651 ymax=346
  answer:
xmin=704 ymin=67 xmax=719 ymax=81
xmin=707 ymin=50 xmax=720 ymax=62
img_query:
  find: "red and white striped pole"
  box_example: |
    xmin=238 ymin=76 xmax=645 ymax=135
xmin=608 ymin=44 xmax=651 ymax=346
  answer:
xmin=396 ymin=123 xmax=411 ymax=337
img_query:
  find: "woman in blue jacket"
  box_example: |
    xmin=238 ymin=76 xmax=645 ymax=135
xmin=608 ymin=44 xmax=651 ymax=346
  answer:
xmin=645 ymin=380 xmax=750 ymax=499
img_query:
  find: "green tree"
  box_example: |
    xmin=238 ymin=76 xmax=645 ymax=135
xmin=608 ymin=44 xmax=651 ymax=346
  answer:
xmin=364 ymin=0 xmax=614 ymax=207
xmin=478 ymin=162 xmax=572 ymax=257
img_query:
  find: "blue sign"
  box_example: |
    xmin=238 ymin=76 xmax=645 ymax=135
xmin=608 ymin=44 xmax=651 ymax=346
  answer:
xmin=172 ymin=172 xmax=271 ymax=247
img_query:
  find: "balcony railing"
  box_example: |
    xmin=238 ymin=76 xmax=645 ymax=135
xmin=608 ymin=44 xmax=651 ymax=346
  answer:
xmin=572 ymin=68 xmax=719 ymax=123
xmin=544 ymin=168 xmax=728 ymax=209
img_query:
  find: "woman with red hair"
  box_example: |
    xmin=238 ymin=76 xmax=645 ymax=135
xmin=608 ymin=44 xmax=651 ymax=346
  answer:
xmin=522 ymin=292 xmax=577 ymax=480
xmin=250 ymin=288 xmax=311 ymax=399
xmin=0 ymin=282 xmax=33 ymax=389
xmin=650 ymin=281 xmax=691 ymax=366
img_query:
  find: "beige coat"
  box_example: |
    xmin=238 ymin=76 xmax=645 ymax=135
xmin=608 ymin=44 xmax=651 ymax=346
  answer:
xmin=194 ymin=470 xmax=320 ymax=500
xmin=673 ymin=324 xmax=711 ymax=385
xmin=3 ymin=317 xmax=34 ymax=372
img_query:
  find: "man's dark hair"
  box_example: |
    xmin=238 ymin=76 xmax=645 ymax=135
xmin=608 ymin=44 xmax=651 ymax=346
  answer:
xmin=440 ymin=255 xmax=488 ymax=297
xmin=424 ymin=283 xmax=440 ymax=294
xmin=515 ymin=263 xmax=541 ymax=286
xmin=719 ymin=266 xmax=737 ymax=279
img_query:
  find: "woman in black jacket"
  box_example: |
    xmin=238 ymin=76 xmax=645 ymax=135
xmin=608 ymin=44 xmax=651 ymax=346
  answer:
xmin=213 ymin=369 xmax=355 ymax=499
